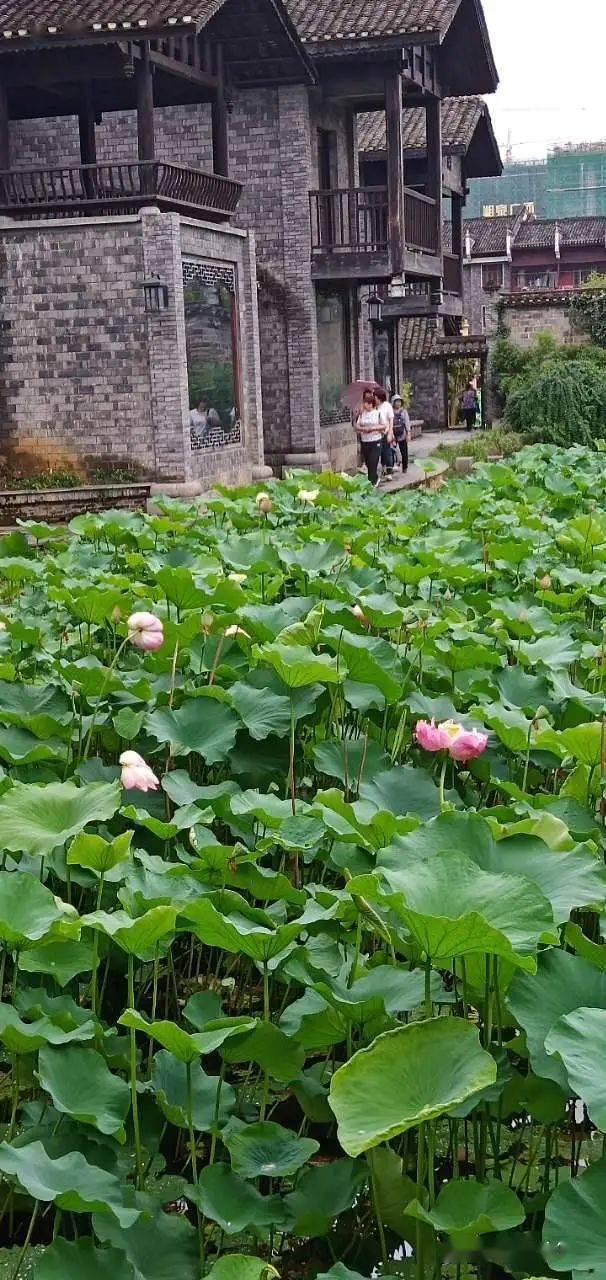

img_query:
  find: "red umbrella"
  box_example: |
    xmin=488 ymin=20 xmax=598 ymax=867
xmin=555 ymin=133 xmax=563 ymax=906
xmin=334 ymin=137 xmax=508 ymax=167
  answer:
xmin=340 ymin=380 xmax=386 ymax=412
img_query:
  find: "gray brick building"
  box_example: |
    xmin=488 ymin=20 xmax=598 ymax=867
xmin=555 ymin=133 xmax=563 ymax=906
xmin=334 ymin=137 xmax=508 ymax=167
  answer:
xmin=0 ymin=0 xmax=500 ymax=485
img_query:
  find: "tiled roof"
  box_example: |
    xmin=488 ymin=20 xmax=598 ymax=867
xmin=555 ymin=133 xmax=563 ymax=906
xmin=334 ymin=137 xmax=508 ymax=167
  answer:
xmin=400 ymin=318 xmax=487 ymax=361
xmin=359 ymin=97 xmax=487 ymax=156
xmin=400 ymin=318 xmax=439 ymax=361
xmin=284 ymin=0 xmax=460 ymax=44
xmin=462 ymin=214 xmax=606 ymax=258
xmin=0 ymin=2 xmax=225 ymax=38
xmin=515 ymin=216 xmax=606 ymax=249
xmin=464 ymin=215 xmax=517 ymax=255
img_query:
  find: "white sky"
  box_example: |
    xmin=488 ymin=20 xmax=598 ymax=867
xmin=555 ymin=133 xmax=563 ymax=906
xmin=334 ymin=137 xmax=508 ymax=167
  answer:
xmin=481 ymin=0 xmax=606 ymax=161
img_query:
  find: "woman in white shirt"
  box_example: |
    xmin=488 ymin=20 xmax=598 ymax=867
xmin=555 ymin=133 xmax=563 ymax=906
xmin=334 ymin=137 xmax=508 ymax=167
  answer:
xmin=376 ymin=389 xmax=396 ymax=477
xmin=355 ymin=388 xmax=384 ymax=486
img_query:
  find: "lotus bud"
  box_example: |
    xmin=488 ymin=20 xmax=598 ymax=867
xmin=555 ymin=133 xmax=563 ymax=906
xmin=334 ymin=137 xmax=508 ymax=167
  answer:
xmin=120 ymin=750 xmax=160 ymax=793
xmin=351 ymin=604 xmax=371 ymax=629
xmin=127 ymin=611 xmax=164 ymax=652
xmin=111 ymin=605 xmax=122 ymax=622
xmin=538 ymin=574 xmax=552 ymax=590
xmin=224 ymin=624 xmax=250 ymax=639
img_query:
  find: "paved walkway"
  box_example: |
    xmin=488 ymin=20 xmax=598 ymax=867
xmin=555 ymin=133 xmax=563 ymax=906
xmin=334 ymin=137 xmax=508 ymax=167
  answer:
xmin=376 ymin=428 xmax=475 ymax=493
xmin=410 ymin=427 xmax=474 ymax=460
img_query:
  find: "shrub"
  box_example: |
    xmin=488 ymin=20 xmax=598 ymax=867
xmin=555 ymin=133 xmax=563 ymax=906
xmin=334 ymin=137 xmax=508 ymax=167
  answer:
xmin=436 ymin=425 xmax=527 ymax=464
xmin=569 ymin=279 xmax=606 ymax=348
xmin=506 ymin=357 xmax=606 ymax=446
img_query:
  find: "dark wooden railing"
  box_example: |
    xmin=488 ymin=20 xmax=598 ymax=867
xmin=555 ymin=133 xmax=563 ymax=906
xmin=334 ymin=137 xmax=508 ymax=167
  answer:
xmin=0 ymin=161 xmax=242 ymax=221
xmin=310 ymin=187 xmax=388 ymax=254
xmin=404 ymin=187 xmax=438 ymax=254
xmin=443 ymin=252 xmax=462 ymax=295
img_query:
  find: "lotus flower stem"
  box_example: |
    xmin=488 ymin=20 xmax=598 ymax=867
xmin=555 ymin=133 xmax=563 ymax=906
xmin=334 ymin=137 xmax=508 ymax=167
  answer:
xmin=9 ymin=1198 xmax=39 ymax=1280
xmin=127 ymin=954 xmax=144 ymax=1190
xmin=81 ymin=635 xmax=130 ymax=762
xmin=438 ymin=758 xmax=447 ymax=812
xmin=367 ymin=1149 xmax=388 ymax=1269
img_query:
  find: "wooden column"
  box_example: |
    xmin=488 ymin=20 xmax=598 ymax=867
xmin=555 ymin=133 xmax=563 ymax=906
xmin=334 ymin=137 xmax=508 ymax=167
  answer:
xmin=136 ymin=41 xmax=155 ymax=167
xmin=385 ymin=68 xmax=404 ymax=273
xmin=0 ymin=79 xmax=10 ymax=171
xmin=211 ymin=42 xmax=229 ymax=177
xmin=78 ymin=85 xmax=97 ymax=165
xmin=451 ymin=191 xmax=463 ymax=294
xmin=425 ymin=95 xmax=443 ymax=261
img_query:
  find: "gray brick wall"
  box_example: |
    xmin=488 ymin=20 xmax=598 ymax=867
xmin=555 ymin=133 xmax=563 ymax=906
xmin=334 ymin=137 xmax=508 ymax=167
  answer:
xmin=500 ymin=297 xmax=583 ymax=347
xmin=0 ymin=216 xmax=156 ymax=477
xmin=8 ymin=89 xmax=357 ymax=469
xmin=401 ymin=356 xmax=447 ymax=430
xmin=463 ymin=260 xmax=512 ymax=335
xmin=0 ymin=209 xmax=263 ymax=488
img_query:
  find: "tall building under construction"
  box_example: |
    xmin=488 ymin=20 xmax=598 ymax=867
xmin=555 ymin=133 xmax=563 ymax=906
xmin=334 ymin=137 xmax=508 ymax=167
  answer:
xmin=466 ymin=142 xmax=606 ymax=219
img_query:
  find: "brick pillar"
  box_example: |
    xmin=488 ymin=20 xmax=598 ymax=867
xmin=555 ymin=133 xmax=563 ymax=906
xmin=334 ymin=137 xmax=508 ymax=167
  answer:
xmin=276 ymin=86 xmax=325 ymax=467
xmin=140 ymin=206 xmax=190 ymax=481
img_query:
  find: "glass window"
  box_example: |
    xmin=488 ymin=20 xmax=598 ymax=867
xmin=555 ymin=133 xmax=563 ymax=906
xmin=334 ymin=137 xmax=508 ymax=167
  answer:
xmin=316 ymin=289 xmax=351 ymax=426
xmin=514 ymin=269 xmax=558 ymax=291
xmin=481 ymin=262 xmax=504 ymax=291
xmin=182 ymin=261 xmax=241 ymax=451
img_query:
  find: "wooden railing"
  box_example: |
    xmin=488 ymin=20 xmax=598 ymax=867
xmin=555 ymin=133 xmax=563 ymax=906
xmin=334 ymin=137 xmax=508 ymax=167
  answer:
xmin=443 ymin=252 xmax=462 ymax=295
xmin=0 ymin=161 xmax=242 ymax=221
xmin=404 ymin=187 xmax=438 ymax=254
xmin=310 ymin=187 xmax=388 ymax=254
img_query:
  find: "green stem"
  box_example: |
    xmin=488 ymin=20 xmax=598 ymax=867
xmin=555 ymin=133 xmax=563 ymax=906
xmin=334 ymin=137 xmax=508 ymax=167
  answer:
xmin=128 ymin=954 xmax=144 ymax=1190
xmin=438 ymin=757 xmax=447 ymax=812
xmin=367 ymin=1149 xmax=389 ymax=1270
xmin=10 ymin=1199 xmax=39 ymax=1280
xmin=81 ymin=635 xmax=129 ymax=761
xmin=416 ymin=1125 xmax=426 ymax=1280
xmin=424 ymin=955 xmax=433 ymax=1019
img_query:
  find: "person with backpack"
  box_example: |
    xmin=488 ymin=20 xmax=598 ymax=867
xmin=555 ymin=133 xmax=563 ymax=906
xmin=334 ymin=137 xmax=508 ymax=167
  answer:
xmin=392 ymin=395 xmax=411 ymax=472
xmin=460 ymin=381 xmax=480 ymax=430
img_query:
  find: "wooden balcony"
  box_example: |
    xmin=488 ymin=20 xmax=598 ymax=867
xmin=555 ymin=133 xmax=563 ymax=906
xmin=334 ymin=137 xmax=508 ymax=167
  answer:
xmin=403 ymin=188 xmax=438 ymax=254
xmin=0 ymin=161 xmax=243 ymax=222
xmin=310 ymin=185 xmax=442 ymax=282
xmin=310 ymin=187 xmax=392 ymax=281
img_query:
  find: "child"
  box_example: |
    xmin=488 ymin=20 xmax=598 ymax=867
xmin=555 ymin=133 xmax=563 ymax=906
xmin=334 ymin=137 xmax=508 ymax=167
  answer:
xmin=392 ymin=395 xmax=411 ymax=472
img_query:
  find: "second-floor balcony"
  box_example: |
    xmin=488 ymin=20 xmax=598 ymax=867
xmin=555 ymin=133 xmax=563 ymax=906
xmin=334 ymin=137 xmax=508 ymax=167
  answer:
xmin=309 ymin=185 xmax=440 ymax=282
xmin=0 ymin=161 xmax=243 ymax=223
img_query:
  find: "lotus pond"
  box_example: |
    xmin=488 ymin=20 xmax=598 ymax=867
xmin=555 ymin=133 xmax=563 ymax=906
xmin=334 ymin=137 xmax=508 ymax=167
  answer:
xmin=1 ymin=445 xmax=606 ymax=1280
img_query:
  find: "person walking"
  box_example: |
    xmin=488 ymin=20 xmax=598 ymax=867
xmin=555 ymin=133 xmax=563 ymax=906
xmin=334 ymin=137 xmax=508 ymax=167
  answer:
xmin=355 ymin=387 xmax=384 ymax=485
xmin=460 ymin=381 xmax=480 ymax=430
xmin=392 ymin=395 xmax=411 ymax=472
xmin=375 ymin=389 xmax=396 ymax=478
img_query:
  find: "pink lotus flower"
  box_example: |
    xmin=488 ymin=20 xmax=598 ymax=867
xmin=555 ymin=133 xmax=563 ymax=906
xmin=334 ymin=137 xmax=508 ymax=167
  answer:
xmin=415 ymin=720 xmax=450 ymax=753
xmin=415 ymin=718 xmax=488 ymax=763
xmin=447 ymin=726 xmax=489 ymax=763
xmin=120 ymin=750 xmax=160 ymax=792
xmin=127 ymin=611 xmax=164 ymax=652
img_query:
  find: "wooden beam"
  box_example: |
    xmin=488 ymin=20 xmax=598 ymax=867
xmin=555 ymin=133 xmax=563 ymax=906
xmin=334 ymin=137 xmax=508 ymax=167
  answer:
xmin=136 ymin=40 xmax=155 ymax=164
xmin=211 ymin=43 xmax=229 ymax=178
xmin=451 ymin=192 xmax=463 ymax=293
xmin=425 ymin=95 xmax=443 ymax=264
xmin=0 ymin=78 xmax=10 ymax=169
xmin=149 ymin=48 xmax=219 ymax=91
xmin=385 ymin=68 xmax=404 ymax=275
xmin=78 ymin=83 xmax=97 ymax=166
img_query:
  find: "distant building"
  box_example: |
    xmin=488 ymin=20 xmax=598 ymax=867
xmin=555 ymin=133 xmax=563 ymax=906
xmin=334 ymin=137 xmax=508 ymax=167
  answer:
xmin=467 ymin=142 xmax=606 ymax=220
xmin=462 ymin=213 xmax=606 ymax=334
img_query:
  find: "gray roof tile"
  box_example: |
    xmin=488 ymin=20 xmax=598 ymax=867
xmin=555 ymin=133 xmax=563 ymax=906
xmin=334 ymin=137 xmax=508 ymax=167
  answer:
xmin=284 ymin=0 xmax=460 ymax=44
xmin=359 ymin=96 xmax=487 ymax=156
